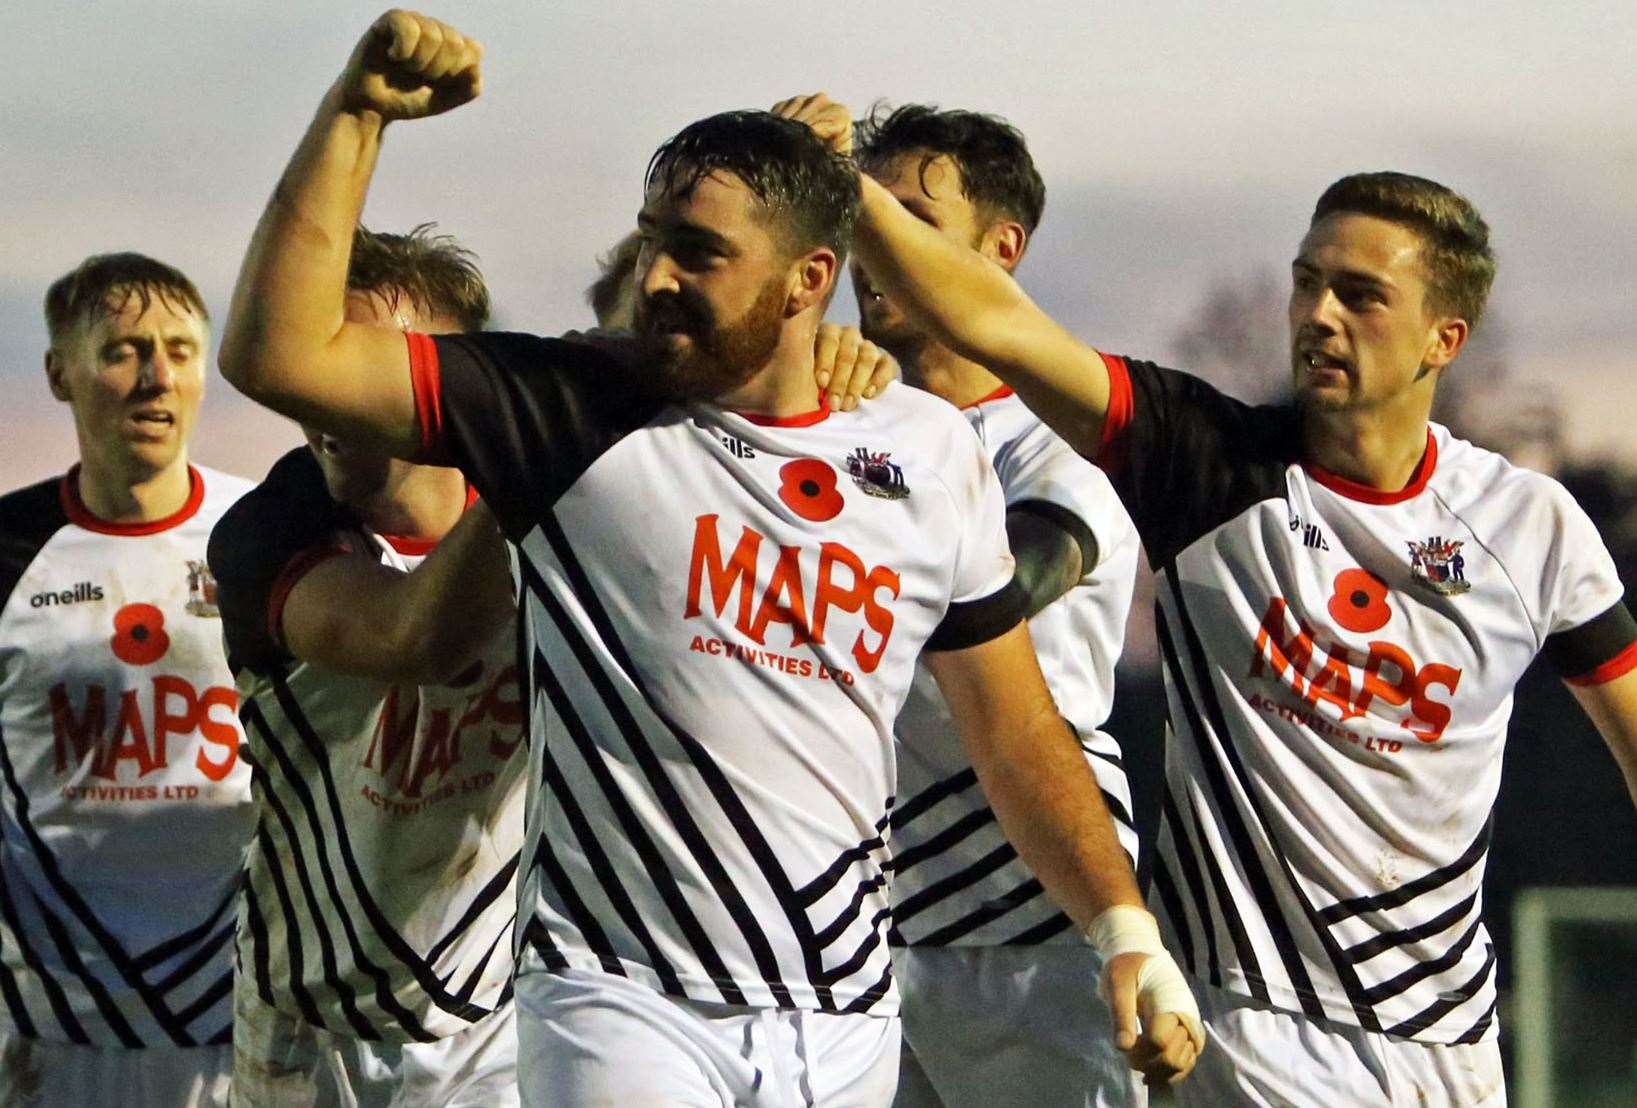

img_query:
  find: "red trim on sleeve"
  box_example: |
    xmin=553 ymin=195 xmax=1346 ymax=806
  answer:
xmin=1305 ymin=430 xmax=1438 ymax=505
xmin=60 ymin=465 xmax=205 ymax=536
xmin=1099 ymin=354 xmax=1133 ymax=449
xmin=267 ymin=546 xmax=348 ymax=650
xmin=959 ymin=384 xmax=1015 ymax=410
xmin=406 ymin=331 xmax=446 ymax=461
xmin=379 ymin=484 xmax=479 ymax=556
xmin=1566 ymin=640 xmax=1637 ymax=687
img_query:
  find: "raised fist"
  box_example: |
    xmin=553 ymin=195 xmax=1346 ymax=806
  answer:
xmin=771 ymin=93 xmax=854 ymax=158
xmin=339 ymin=10 xmax=482 ymax=121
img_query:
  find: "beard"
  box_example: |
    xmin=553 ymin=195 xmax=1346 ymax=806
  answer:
xmin=634 ymin=277 xmax=787 ymax=401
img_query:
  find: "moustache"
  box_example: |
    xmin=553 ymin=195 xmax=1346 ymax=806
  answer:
xmin=637 ymin=290 xmax=713 ymax=336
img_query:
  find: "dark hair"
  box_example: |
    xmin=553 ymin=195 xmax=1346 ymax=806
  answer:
xmin=349 ymin=224 xmax=490 ymax=332
xmin=645 ymin=110 xmax=860 ymax=255
xmin=1312 ymin=172 xmax=1495 ymax=330
xmin=587 ymin=231 xmax=642 ymax=327
xmin=45 ymin=253 xmax=207 ymax=344
xmin=855 ymin=103 xmax=1046 ymax=234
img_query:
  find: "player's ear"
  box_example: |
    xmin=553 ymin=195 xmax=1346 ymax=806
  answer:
xmin=1422 ymin=315 xmax=1469 ymax=372
xmin=981 ymin=220 xmax=1028 ymax=275
xmin=786 ymin=247 xmax=838 ymax=317
xmin=44 ymin=349 xmax=71 ymax=403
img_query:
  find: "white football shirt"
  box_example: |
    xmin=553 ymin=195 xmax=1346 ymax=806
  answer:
xmin=891 ymin=387 xmax=1140 ymax=947
xmin=209 ymin=448 xmax=525 ymax=1044
xmin=0 ymin=465 xmax=254 ymax=1047
xmin=408 ymin=330 xmax=1026 ymax=1017
xmin=1101 ymin=355 xmax=1636 ymax=1044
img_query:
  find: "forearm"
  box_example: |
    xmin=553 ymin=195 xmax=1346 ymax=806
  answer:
xmin=387 ymin=502 xmax=512 ymax=681
xmin=968 ymin=700 xmax=1143 ymax=927
xmin=854 ymin=175 xmax=1111 ymax=453
xmin=222 ymin=88 xmax=380 ymax=409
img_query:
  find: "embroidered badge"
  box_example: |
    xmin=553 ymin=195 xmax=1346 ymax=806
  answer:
xmin=1406 ymin=536 xmax=1469 ymax=596
xmin=845 ymin=448 xmax=909 ymax=500
xmin=185 ymin=559 xmax=221 ymax=617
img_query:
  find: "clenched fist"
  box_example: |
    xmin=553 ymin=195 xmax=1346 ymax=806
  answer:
xmin=339 ymin=10 xmax=482 ymax=121
xmin=771 ymin=93 xmax=854 ymax=158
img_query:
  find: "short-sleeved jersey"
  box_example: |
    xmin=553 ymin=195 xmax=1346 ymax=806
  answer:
xmin=1098 ymin=355 xmax=1637 ymax=1045
xmin=891 ymin=388 xmax=1140 ymax=947
xmin=208 ymin=448 xmax=525 ymax=1044
xmin=0 ymin=465 xmax=254 ymax=1047
xmin=406 ymin=330 xmax=1025 ymax=1016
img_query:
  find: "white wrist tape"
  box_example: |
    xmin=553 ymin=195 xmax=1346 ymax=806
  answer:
xmin=1084 ymin=905 xmax=1206 ymax=1050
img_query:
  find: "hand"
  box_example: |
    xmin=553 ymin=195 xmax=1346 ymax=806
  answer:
xmin=771 ymin=93 xmax=853 ymax=157
xmin=338 ymin=10 xmax=482 ymax=122
xmin=1103 ymin=950 xmax=1205 ymax=1087
xmin=814 ymin=323 xmax=895 ymax=412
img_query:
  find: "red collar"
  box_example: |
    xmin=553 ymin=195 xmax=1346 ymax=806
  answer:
xmin=1304 ymin=429 xmax=1437 ymax=505
xmin=960 ymin=385 xmax=1015 ymax=410
xmin=60 ymin=465 xmax=205 ymax=536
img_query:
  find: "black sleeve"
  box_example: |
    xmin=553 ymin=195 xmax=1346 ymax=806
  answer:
xmin=0 ymin=478 xmax=67 ymax=616
xmin=1546 ymin=600 xmax=1637 ymax=686
xmin=411 ymin=331 xmax=668 ymax=542
xmin=207 ymin=449 xmax=351 ymax=673
xmin=1098 ymin=356 xmax=1297 ymax=566
xmin=1006 ymin=500 xmax=1094 ymax=619
xmin=924 ymin=580 xmax=1028 ymax=652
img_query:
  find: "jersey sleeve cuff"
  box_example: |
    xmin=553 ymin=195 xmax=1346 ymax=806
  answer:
xmin=924 ymin=579 xmax=1027 ymax=652
xmin=1008 ymin=498 xmax=1098 ymax=572
xmin=1547 ymin=601 xmax=1637 ymax=686
xmin=1098 ymin=353 xmax=1134 ymax=467
xmin=266 ymin=546 xmax=348 ymax=651
xmin=407 ymin=331 xmax=451 ymax=465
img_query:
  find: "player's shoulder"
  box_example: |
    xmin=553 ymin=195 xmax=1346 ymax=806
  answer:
xmin=193 ymin=464 xmax=256 ymax=515
xmin=0 ymin=474 xmax=68 ymax=536
xmin=863 ymin=382 xmax=975 ymax=448
xmin=1430 ymin=424 xmax=1576 ymax=513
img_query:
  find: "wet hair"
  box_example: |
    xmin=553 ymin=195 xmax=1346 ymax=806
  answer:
xmin=1312 ymin=172 xmax=1495 ymax=330
xmin=645 ymin=110 xmax=860 ymax=255
xmin=854 ymin=102 xmax=1045 ymax=234
xmin=587 ymin=231 xmax=642 ymax=328
xmin=348 ymin=224 xmax=490 ymax=331
xmin=44 ymin=253 xmax=207 ymax=345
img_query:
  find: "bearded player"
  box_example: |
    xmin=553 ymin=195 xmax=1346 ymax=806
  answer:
xmin=0 ymin=255 xmax=254 ymax=1106
xmin=836 ymin=103 xmax=1145 ymax=1107
xmin=216 ymin=12 xmax=1201 ymax=1105
xmin=785 ymin=92 xmax=1637 ymax=1106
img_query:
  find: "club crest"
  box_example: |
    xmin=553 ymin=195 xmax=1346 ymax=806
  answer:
xmin=1406 ymin=536 xmax=1469 ymax=596
xmin=185 ymin=559 xmax=221 ymax=617
xmin=846 ymin=448 xmax=910 ymax=500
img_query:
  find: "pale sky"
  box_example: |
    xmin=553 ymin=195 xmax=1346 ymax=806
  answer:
xmin=3 ymin=0 xmax=1633 ymax=488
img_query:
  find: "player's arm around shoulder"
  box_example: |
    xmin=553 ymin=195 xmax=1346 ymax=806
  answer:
xmin=773 ymin=93 xmax=1113 ymax=456
xmin=220 ymin=10 xmax=482 ymax=457
xmin=921 ymin=624 xmax=1204 ymax=1086
xmin=281 ymin=500 xmax=511 ymax=686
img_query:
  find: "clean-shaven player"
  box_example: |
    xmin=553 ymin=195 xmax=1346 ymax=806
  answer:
xmin=0 ymin=254 xmax=254 ymax=1106
xmin=839 ymin=103 xmax=1145 ymax=1108
xmin=209 ymin=225 xmax=525 ymax=1106
xmin=216 ymin=12 xmax=1201 ymax=1106
xmin=788 ymin=92 xmax=1637 ymax=1106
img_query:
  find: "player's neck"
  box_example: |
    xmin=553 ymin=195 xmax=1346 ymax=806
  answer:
xmin=712 ymin=323 xmax=826 ymax=419
xmin=357 ymin=466 xmax=469 ymax=543
xmin=75 ymin=455 xmax=194 ymax=524
xmin=1301 ymin=403 xmax=1432 ymax=492
xmin=907 ymin=344 xmax=1004 ymax=409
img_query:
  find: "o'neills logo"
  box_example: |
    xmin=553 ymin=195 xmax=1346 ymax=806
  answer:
xmin=30 ymin=582 xmax=104 ymax=608
xmin=684 ymin=513 xmax=900 ymax=673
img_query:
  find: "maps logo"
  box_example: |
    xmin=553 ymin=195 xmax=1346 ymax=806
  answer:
xmin=1406 ymin=536 xmax=1469 ymax=596
xmin=846 ymin=448 xmax=909 ymax=500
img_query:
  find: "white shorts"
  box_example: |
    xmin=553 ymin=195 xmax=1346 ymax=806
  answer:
xmin=231 ymin=986 xmax=519 ymax=1107
xmin=515 ymin=965 xmax=900 ymax=1107
xmin=1175 ymin=977 xmax=1506 ymax=1107
xmin=891 ymin=944 xmax=1145 ymax=1108
xmin=0 ymin=1026 xmax=229 ymax=1108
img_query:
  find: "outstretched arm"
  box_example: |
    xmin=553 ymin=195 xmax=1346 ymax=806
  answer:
xmin=220 ymin=11 xmax=482 ymax=457
xmin=924 ymin=623 xmax=1204 ymax=1085
xmin=774 ymin=93 xmax=1115 ymax=457
xmin=280 ymin=500 xmax=511 ymax=685
xmin=1569 ymin=667 xmax=1637 ymax=810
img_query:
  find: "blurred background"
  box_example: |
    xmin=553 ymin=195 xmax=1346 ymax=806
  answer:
xmin=4 ymin=1 xmax=1633 ymax=1099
